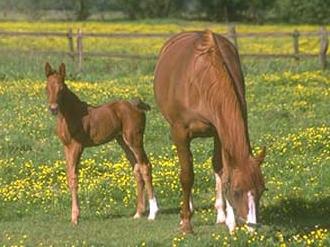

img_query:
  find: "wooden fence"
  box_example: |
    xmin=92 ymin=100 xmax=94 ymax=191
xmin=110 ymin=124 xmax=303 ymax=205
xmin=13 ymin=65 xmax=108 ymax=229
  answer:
xmin=0 ymin=25 xmax=328 ymax=72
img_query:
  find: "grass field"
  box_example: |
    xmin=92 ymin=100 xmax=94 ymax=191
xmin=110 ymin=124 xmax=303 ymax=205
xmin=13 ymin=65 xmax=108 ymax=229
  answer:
xmin=0 ymin=20 xmax=329 ymax=246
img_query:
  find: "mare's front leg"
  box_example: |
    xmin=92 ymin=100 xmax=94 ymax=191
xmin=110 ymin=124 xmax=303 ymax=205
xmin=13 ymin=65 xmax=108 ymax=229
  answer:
xmin=171 ymin=125 xmax=194 ymax=233
xmin=212 ymin=136 xmax=225 ymax=224
xmin=64 ymin=142 xmax=83 ymax=225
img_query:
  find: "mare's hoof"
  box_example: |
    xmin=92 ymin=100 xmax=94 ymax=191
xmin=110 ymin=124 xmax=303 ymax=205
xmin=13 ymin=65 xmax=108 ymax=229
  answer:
xmin=216 ymin=219 xmax=226 ymax=225
xmin=216 ymin=212 xmax=226 ymax=224
xmin=180 ymin=220 xmax=193 ymax=234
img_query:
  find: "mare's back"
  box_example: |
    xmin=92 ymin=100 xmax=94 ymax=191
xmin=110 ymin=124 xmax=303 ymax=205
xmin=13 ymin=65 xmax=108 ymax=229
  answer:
xmin=154 ymin=32 xmax=198 ymax=104
xmin=154 ymin=31 xmax=246 ymax=123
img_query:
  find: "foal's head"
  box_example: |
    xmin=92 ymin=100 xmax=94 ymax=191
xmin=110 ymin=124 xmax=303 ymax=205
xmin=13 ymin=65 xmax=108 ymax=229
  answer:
xmin=45 ymin=62 xmax=66 ymax=115
xmin=223 ymin=148 xmax=266 ymax=230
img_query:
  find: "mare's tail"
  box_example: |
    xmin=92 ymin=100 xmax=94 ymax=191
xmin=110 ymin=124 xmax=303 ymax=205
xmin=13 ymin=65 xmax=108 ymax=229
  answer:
xmin=130 ymin=98 xmax=151 ymax=112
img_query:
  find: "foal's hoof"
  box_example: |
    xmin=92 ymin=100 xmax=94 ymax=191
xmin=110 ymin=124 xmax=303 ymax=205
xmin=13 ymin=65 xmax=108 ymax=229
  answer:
xmin=148 ymin=212 xmax=157 ymax=220
xmin=180 ymin=219 xmax=193 ymax=234
xmin=133 ymin=212 xmax=142 ymax=219
xmin=71 ymin=219 xmax=79 ymax=226
xmin=147 ymin=204 xmax=159 ymax=220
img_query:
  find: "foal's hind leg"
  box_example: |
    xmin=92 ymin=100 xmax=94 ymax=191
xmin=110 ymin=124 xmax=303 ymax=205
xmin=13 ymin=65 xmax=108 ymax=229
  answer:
xmin=64 ymin=142 xmax=83 ymax=225
xmin=212 ymin=136 xmax=225 ymax=224
xmin=122 ymin=131 xmax=158 ymax=220
xmin=116 ymin=136 xmax=145 ymax=218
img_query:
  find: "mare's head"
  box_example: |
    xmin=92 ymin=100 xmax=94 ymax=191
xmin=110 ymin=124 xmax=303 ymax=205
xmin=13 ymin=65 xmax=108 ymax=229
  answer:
xmin=45 ymin=62 xmax=66 ymax=115
xmin=223 ymin=148 xmax=266 ymax=231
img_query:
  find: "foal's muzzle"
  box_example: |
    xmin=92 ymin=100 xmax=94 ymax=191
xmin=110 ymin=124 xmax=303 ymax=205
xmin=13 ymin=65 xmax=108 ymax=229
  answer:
xmin=49 ymin=104 xmax=59 ymax=115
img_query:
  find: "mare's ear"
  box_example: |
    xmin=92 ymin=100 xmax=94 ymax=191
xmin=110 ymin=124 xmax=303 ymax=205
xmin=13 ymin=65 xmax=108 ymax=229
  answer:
xmin=254 ymin=146 xmax=266 ymax=166
xmin=59 ymin=63 xmax=66 ymax=78
xmin=45 ymin=62 xmax=52 ymax=77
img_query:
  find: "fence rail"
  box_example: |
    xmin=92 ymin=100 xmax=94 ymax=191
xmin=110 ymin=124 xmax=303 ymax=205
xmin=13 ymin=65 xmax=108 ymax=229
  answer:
xmin=0 ymin=25 xmax=328 ymax=71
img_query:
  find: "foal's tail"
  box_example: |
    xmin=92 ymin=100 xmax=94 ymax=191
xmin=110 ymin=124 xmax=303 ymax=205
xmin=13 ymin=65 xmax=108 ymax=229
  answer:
xmin=130 ymin=98 xmax=151 ymax=112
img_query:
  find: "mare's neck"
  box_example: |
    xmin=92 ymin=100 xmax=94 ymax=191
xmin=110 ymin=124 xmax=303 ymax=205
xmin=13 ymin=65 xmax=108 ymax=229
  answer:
xmin=217 ymin=101 xmax=252 ymax=167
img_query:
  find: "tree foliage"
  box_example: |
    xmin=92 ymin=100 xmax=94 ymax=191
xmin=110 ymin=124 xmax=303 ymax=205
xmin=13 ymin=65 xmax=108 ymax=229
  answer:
xmin=0 ymin=0 xmax=328 ymax=23
xmin=116 ymin=0 xmax=184 ymax=19
xmin=274 ymin=0 xmax=330 ymax=24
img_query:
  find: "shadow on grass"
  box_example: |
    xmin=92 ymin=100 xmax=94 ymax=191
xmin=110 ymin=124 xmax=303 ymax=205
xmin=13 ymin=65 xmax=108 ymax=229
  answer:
xmin=159 ymin=197 xmax=330 ymax=234
xmin=159 ymin=207 xmax=180 ymax=215
xmin=261 ymin=196 xmax=330 ymax=232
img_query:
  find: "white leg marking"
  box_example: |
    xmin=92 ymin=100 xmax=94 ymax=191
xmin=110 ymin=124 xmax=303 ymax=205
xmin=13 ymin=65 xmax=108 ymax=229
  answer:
xmin=133 ymin=212 xmax=142 ymax=219
xmin=148 ymin=197 xmax=159 ymax=220
xmin=247 ymin=191 xmax=256 ymax=231
xmin=225 ymin=200 xmax=236 ymax=233
xmin=180 ymin=196 xmax=193 ymax=225
xmin=189 ymin=197 xmax=194 ymax=212
xmin=214 ymin=174 xmax=226 ymax=224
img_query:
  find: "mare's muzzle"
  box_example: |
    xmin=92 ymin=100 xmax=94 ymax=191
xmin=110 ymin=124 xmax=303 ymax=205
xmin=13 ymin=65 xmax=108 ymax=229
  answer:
xmin=237 ymin=216 xmax=262 ymax=228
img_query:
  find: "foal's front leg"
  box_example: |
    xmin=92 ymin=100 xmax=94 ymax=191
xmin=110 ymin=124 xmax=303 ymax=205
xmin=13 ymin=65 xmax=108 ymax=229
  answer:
xmin=64 ymin=142 xmax=83 ymax=225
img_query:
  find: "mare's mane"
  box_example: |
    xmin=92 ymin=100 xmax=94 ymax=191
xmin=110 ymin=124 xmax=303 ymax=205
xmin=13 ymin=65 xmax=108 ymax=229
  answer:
xmin=195 ymin=31 xmax=252 ymax=159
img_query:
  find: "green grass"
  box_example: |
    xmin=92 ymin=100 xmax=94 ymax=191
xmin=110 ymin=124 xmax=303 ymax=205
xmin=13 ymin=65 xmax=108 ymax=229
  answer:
xmin=0 ymin=21 xmax=329 ymax=246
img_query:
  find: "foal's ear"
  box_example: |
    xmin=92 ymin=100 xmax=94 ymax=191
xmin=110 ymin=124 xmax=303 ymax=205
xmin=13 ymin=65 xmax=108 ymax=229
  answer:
xmin=45 ymin=62 xmax=52 ymax=77
xmin=254 ymin=146 xmax=266 ymax=166
xmin=59 ymin=63 xmax=66 ymax=78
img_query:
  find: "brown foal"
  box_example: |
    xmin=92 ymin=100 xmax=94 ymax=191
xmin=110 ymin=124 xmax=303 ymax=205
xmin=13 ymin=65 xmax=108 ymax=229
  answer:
xmin=45 ymin=62 xmax=158 ymax=224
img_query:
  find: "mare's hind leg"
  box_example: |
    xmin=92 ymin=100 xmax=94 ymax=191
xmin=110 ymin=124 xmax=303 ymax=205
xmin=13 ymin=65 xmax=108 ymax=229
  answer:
xmin=171 ymin=124 xmax=194 ymax=233
xmin=116 ymin=136 xmax=145 ymax=219
xmin=121 ymin=132 xmax=158 ymax=220
xmin=212 ymin=136 xmax=225 ymax=224
xmin=64 ymin=142 xmax=83 ymax=225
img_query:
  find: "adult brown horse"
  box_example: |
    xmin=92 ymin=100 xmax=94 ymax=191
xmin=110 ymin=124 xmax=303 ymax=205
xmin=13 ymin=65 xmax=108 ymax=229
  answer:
xmin=45 ymin=62 xmax=158 ymax=224
xmin=154 ymin=30 xmax=266 ymax=233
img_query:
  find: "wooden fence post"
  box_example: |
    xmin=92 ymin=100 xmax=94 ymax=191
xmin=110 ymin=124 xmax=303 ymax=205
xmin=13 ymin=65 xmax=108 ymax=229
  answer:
xmin=292 ymin=29 xmax=300 ymax=61
xmin=319 ymin=26 xmax=328 ymax=70
xmin=67 ymin=28 xmax=75 ymax=62
xmin=228 ymin=24 xmax=238 ymax=49
xmin=77 ymin=28 xmax=83 ymax=73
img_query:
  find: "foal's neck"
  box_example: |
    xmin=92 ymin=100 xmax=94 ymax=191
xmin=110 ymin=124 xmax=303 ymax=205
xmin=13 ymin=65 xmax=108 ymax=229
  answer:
xmin=58 ymin=84 xmax=88 ymax=120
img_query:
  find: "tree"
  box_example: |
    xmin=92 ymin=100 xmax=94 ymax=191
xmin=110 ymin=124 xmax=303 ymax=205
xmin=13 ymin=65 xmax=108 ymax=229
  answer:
xmin=116 ymin=0 xmax=184 ymax=19
xmin=196 ymin=0 xmax=248 ymax=22
xmin=245 ymin=0 xmax=274 ymax=23
xmin=274 ymin=0 xmax=330 ymax=24
xmin=75 ymin=0 xmax=89 ymax=20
